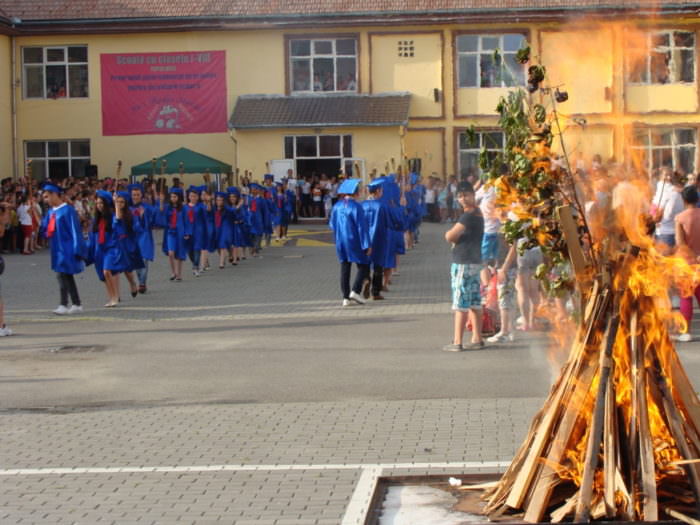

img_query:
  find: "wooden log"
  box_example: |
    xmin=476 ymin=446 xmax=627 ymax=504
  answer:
xmin=629 ymin=310 xmax=642 ymax=518
xmin=575 ymin=309 xmax=620 ymax=522
xmin=603 ymin=369 xmax=617 ymax=518
xmin=651 ymin=354 xmax=700 ymax=517
xmin=668 ymin=508 xmax=700 ymax=525
xmin=556 ymin=205 xmax=589 ymax=279
xmin=638 ymin=365 xmax=658 ymax=521
xmin=522 ymin=355 xmax=599 ymax=522
xmin=551 ymin=493 xmax=578 ymax=523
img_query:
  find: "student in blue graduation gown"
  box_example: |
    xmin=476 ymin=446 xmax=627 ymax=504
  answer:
xmin=329 ymin=178 xmax=371 ymax=307
xmin=200 ymin=187 xmax=215 ymax=272
xmin=226 ymin=187 xmax=245 ymax=264
xmin=361 ymin=177 xmax=391 ymax=300
xmin=88 ymin=190 xmax=121 ymax=307
xmin=113 ymin=191 xmax=145 ymax=302
xmin=262 ymin=185 xmax=274 ymax=247
xmin=248 ymin=184 xmax=265 ymax=256
xmin=184 ymin=185 xmax=208 ymax=276
xmin=382 ymin=177 xmax=406 ymax=288
xmin=275 ymin=181 xmax=292 ymax=241
xmin=212 ymin=191 xmax=233 ymax=269
xmin=157 ymin=187 xmax=187 ymax=281
xmin=43 ymin=184 xmax=85 ymax=315
xmin=129 ymin=183 xmax=157 ymax=294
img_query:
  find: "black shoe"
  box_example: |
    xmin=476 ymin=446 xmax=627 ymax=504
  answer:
xmin=138 ymin=285 xmax=147 ymax=294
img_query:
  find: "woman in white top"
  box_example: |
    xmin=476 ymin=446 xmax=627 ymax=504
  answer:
xmin=654 ymin=169 xmax=685 ymax=254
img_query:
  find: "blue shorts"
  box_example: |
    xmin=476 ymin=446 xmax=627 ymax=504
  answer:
xmin=451 ymin=263 xmax=482 ymax=312
xmin=481 ymin=233 xmax=499 ymax=262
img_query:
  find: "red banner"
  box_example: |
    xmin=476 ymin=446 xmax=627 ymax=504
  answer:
xmin=100 ymin=51 xmax=227 ymax=136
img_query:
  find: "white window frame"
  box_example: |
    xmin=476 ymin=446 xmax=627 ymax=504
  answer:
xmin=22 ymin=45 xmax=89 ymax=99
xmin=458 ymin=130 xmax=504 ymax=179
xmin=289 ymin=38 xmax=358 ymax=94
xmin=630 ymin=127 xmax=696 ymax=176
xmin=25 ymin=139 xmax=91 ymax=179
xmin=285 ymin=134 xmax=353 ymax=160
xmin=456 ymin=33 xmax=526 ymax=88
xmin=627 ymin=29 xmax=695 ymax=85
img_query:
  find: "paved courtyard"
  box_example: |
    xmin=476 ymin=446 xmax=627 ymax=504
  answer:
xmin=2 ymin=222 xmax=700 ymax=523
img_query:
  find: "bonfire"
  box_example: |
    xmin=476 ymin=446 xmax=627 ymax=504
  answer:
xmin=475 ymin=45 xmax=700 ymax=523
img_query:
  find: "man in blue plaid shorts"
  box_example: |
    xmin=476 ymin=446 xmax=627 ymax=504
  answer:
xmin=443 ymin=182 xmax=485 ymax=351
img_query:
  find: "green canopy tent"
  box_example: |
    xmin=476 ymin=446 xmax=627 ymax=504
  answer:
xmin=130 ymin=147 xmax=232 ymax=188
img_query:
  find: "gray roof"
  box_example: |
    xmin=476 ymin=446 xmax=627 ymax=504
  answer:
xmin=229 ymin=93 xmax=411 ymax=130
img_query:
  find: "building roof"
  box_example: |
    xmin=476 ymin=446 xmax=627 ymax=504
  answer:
xmin=1 ymin=0 xmax=698 ymax=22
xmin=229 ymin=93 xmax=411 ymax=129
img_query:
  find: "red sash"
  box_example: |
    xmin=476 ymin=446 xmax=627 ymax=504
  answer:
xmin=169 ymin=209 xmax=177 ymax=229
xmin=187 ymin=206 xmax=194 ymax=223
xmin=98 ymin=218 xmax=106 ymax=244
xmin=215 ymin=210 xmax=222 ymax=228
xmin=46 ymin=213 xmax=57 ymax=238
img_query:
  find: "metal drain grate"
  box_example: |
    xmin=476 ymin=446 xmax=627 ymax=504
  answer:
xmin=47 ymin=345 xmax=107 ymax=354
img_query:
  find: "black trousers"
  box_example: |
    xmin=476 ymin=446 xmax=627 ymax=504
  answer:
xmin=57 ymin=272 xmax=81 ymax=306
xmin=340 ymin=261 xmax=369 ymax=299
xmin=371 ymin=264 xmax=384 ymax=296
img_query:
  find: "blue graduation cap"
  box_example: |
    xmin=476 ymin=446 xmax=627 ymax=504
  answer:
xmin=42 ymin=183 xmax=63 ymax=194
xmin=409 ymin=172 xmax=419 ymax=185
xmin=214 ymin=191 xmax=227 ymax=199
xmin=249 ymin=183 xmax=263 ymax=191
xmin=264 ymin=173 xmax=274 ymax=180
xmin=227 ymin=186 xmax=240 ymax=195
xmin=116 ymin=191 xmax=130 ymax=202
xmin=337 ymin=178 xmax=361 ymax=195
xmin=187 ymin=185 xmax=201 ymax=195
xmin=96 ymin=189 xmax=114 ymax=205
xmin=198 ymin=185 xmax=208 ymax=193
xmin=368 ymin=177 xmax=387 ymax=188
xmin=169 ymin=187 xmax=184 ymax=196
xmin=127 ymin=183 xmax=144 ymax=193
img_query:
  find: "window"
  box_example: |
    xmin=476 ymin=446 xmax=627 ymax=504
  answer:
xmin=25 ymin=140 xmax=91 ymax=179
xmin=289 ymin=38 xmax=357 ymax=93
xmin=628 ymin=30 xmax=695 ymax=84
xmin=284 ymin=135 xmax=352 ymax=159
xmin=458 ymin=130 xmax=504 ymax=179
xmin=23 ymin=46 xmax=89 ymax=99
xmin=456 ymin=34 xmax=526 ymax=88
xmin=631 ymin=128 xmax=696 ymax=176
xmin=398 ymin=40 xmax=415 ymax=58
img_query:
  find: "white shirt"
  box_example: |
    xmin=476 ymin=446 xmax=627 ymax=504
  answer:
xmin=476 ymin=185 xmax=501 ymax=234
xmin=658 ymin=189 xmax=684 ymax=235
xmin=425 ymin=188 xmax=436 ymax=204
xmin=17 ymin=204 xmax=33 ymax=226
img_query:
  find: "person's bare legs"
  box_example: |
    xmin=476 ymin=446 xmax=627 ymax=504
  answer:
xmin=124 ymin=271 xmax=137 ymax=295
xmin=467 ymin=307 xmax=483 ymax=343
xmin=526 ymin=273 xmax=540 ymax=329
xmin=168 ymin=251 xmax=177 ymax=278
xmin=516 ymin=272 xmax=530 ymax=330
xmin=453 ymin=310 xmax=468 ymax=345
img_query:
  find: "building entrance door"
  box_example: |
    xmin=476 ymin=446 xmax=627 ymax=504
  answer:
xmin=296 ymin=158 xmax=341 ymax=180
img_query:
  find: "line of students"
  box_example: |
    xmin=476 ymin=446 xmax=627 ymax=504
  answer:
xmin=329 ymin=173 xmax=425 ymax=306
xmin=41 ymin=178 xmax=296 ymax=313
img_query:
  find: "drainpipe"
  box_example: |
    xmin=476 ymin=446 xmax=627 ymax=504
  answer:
xmin=10 ymin=34 xmax=18 ymax=180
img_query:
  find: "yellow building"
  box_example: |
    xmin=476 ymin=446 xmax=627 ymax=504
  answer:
xmin=1 ymin=1 xmax=699 ymax=183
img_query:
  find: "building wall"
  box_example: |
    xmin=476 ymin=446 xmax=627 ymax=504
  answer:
xmin=9 ymin=18 xmax=700 ymax=182
xmin=0 ymin=35 xmax=12 ymax=179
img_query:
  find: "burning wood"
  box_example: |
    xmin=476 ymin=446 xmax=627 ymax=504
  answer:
xmin=477 ymin=45 xmax=700 ymax=523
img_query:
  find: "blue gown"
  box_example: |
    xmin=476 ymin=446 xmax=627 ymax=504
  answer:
xmin=203 ymin=205 xmax=217 ymax=252
xmin=361 ymin=199 xmax=390 ymax=268
xmin=329 ymin=197 xmax=370 ymax=264
xmin=105 ymin=216 xmax=144 ymax=273
xmin=157 ymin=206 xmax=188 ymax=260
xmin=87 ymin=217 xmax=117 ymax=281
xmin=262 ymin=196 xmax=274 ymax=234
xmin=212 ymin=207 xmax=233 ymax=250
xmin=130 ymin=203 xmax=157 ymax=261
xmin=45 ymin=204 xmax=85 ymax=275
xmin=248 ymin=197 xmax=264 ymax=236
xmin=184 ymin=202 xmax=208 ymax=252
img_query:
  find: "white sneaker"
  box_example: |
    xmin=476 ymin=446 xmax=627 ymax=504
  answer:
xmin=349 ymin=291 xmax=366 ymax=305
xmin=342 ymin=298 xmax=353 ymax=307
xmin=678 ymin=333 xmax=692 ymax=342
xmin=487 ymin=332 xmax=515 ymax=343
xmin=68 ymin=305 xmax=83 ymax=315
xmin=0 ymin=326 xmax=13 ymax=336
xmin=53 ymin=305 xmax=69 ymax=315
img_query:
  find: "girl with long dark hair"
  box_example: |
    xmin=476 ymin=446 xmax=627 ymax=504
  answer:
xmin=158 ymin=187 xmax=187 ymax=281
